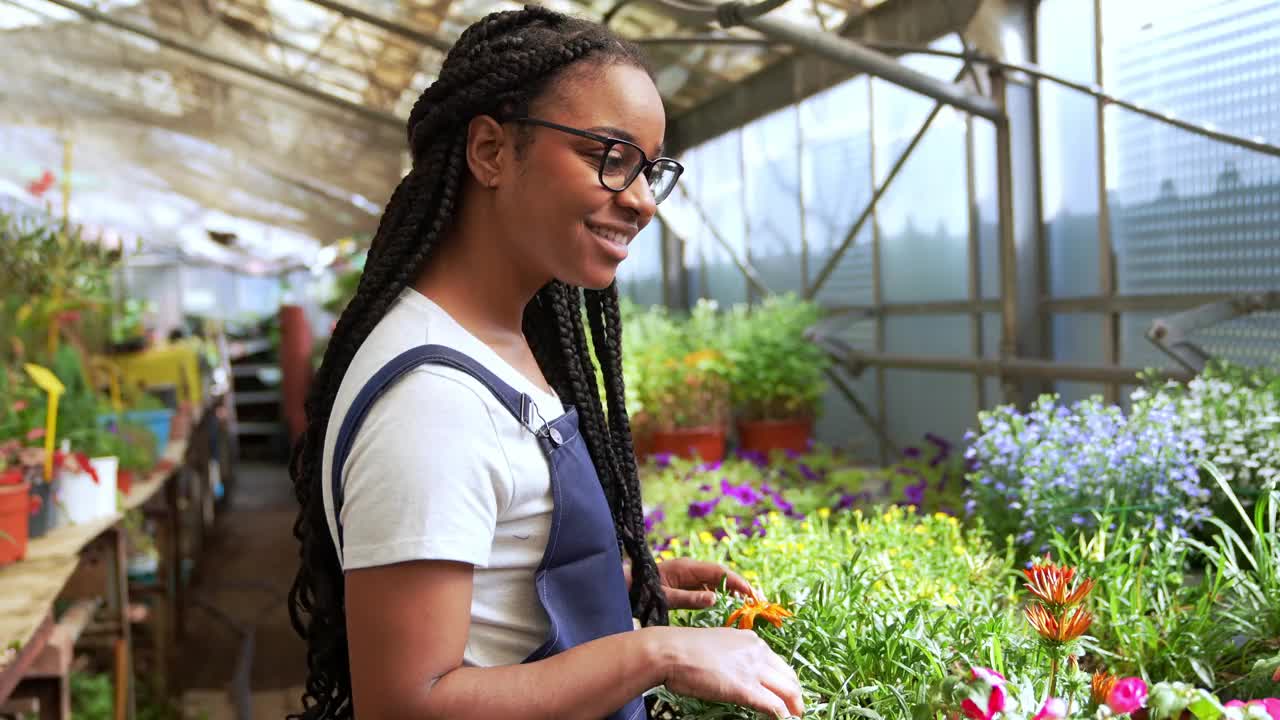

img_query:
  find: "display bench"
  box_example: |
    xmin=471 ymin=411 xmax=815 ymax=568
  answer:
xmin=0 ymin=393 xmax=229 ymax=720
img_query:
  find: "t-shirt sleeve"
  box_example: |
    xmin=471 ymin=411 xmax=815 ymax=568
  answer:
xmin=336 ymin=367 xmax=514 ymax=571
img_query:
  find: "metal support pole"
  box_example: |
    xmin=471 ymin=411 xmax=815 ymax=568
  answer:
xmin=665 ymin=185 xmax=773 ymax=297
xmin=824 ymin=367 xmax=898 ymax=459
xmin=38 ymin=0 xmax=404 ymax=129
xmin=733 ymin=13 xmax=1002 ymax=121
xmin=992 ymin=67 xmax=1020 ymax=405
xmin=1093 ymin=0 xmax=1119 ymax=402
xmin=807 ymin=66 xmax=974 ymax=300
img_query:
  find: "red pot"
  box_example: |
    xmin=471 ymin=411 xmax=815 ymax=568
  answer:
xmin=0 ymin=480 xmax=31 ymax=567
xmin=118 ymin=469 xmax=134 ymax=496
xmin=737 ymin=418 xmax=813 ymax=456
xmin=649 ymin=426 xmax=726 ymax=463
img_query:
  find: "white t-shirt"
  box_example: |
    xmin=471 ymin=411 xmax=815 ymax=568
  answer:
xmin=321 ymin=288 xmax=563 ymax=668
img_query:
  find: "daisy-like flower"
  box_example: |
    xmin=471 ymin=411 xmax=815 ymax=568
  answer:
xmin=1023 ymin=557 xmax=1096 ymax=612
xmin=1091 ymin=671 xmax=1119 ymax=707
xmin=725 ymin=597 xmax=793 ymax=631
xmin=1024 ymin=604 xmax=1093 ymax=644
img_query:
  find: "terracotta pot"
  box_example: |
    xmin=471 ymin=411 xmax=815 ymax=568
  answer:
xmin=649 ymin=426 xmax=726 ymax=463
xmin=0 ymin=480 xmax=31 ymax=566
xmin=737 ymin=418 xmax=813 ymax=456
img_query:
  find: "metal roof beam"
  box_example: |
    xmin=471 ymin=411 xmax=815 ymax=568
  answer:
xmin=37 ymin=0 xmax=404 ymax=129
xmin=300 ymin=0 xmax=452 ymax=53
xmin=660 ymin=0 xmax=984 ymax=153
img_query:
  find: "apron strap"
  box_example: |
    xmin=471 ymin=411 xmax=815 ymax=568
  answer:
xmin=330 ymin=344 xmax=537 ymax=551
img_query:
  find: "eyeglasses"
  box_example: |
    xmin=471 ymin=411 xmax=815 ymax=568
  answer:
xmin=511 ymin=117 xmax=684 ymax=204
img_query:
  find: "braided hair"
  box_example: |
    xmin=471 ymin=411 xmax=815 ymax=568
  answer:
xmin=287 ymin=7 xmax=667 ymax=719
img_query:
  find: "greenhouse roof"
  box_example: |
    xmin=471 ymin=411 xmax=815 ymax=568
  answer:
xmin=0 ymin=0 xmax=970 ymax=270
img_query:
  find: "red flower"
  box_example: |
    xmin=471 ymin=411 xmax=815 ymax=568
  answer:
xmin=54 ymin=451 xmax=99 ymax=484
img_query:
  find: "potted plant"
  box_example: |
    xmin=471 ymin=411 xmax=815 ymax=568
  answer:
xmin=639 ymin=300 xmax=733 ymax=463
xmin=0 ymin=463 xmax=31 ymax=566
xmin=724 ymin=294 xmax=829 ymax=455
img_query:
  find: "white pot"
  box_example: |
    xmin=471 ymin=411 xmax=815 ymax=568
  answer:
xmin=55 ymin=456 xmax=118 ymax=525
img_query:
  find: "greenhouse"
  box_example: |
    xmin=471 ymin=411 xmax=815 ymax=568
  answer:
xmin=1 ymin=0 xmax=1278 ymax=719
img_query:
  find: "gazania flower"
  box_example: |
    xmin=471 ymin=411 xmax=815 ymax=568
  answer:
xmin=725 ymin=597 xmax=793 ymax=630
xmin=1091 ymin=671 xmax=1119 ymax=707
xmin=1024 ymin=604 xmax=1093 ymax=643
xmin=1023 ymin=558 xmax=1096 ymax=611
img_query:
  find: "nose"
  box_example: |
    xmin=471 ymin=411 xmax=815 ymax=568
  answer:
xmin=615 ymin=171 xmax=658 ymax=225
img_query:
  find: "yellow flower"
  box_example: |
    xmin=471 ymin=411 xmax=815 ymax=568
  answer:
xmin=660 ymin=550 xmax=675 ymax=560
xmin=914 ymin=525 xmax=928 ymax=534
xmin=699 ymin=531 xmax=715 ymax=544
xmin=941 ymin=593 xmax=960 ymax=607
xmin=872 ymin=580 xmax=885 ymax=591
xmin=794 ymin=543 xmax=807 ymax=552
xmin=744 ymin=569 xmax=759 ymax=581
xmin=670 ymin=537 xmax=682 ymax=549
xmin=934 ymin=512 xmax=950 ymax=521
xmin=901 ymin=558 xmax=914 ymax=570
xmin=818 ymin=508 xmax=831 ymax=519
xmin=926 ymin=539 xmax=936 ymax=548
xmin=801 ymin=521 xmax=811 ymax=531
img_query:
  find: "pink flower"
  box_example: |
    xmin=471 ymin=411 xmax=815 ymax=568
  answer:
xmin=961 ymin=685 xmax=1008 ymax=720
xmin=1107 ymin=678 xmax=1148 ymax=715
xmin=25 ymin=428 xmax=45 ymax=441
xmin=12 ymin=400 xmax=27 ymax=412
xmin=971 ymin=667 xmax=1007 ymax=687
xmin=1226 ymin=699 xmax=1280 ymax=720
xmin=1034 ymin=698 xmax=1067 ymax=720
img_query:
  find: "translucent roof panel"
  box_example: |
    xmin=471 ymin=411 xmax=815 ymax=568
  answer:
xmin=0 ymin=0 xmax=884 ymax=264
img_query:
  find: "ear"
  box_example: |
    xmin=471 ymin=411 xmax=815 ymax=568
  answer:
xmin=466 ymin=115 xmax=508 ymax=188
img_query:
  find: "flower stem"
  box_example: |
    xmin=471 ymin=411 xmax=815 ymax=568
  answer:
xmin=1048 ymin=656 xmax=1059 ymax=701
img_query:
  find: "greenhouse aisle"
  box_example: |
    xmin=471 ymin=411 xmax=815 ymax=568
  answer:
xmin=179 ymin=462 xmax=305 ymax=720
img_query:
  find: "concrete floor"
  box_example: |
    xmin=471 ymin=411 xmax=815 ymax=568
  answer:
xmin=178 ymin=462 xmax=306 ymax=716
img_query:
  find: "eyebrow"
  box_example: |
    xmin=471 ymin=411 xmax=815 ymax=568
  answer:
xmin=588 ymin=125 xmax=665 ymax=157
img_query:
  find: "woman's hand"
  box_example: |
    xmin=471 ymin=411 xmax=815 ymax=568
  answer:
xmin=656 ymin=557 xmax=758 ymax=610
xmin=649 ymin=625 xmax=806 ymax=718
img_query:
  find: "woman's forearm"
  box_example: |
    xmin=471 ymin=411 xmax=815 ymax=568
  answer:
xmin=412 ymin=626 xmax=670 ymax=720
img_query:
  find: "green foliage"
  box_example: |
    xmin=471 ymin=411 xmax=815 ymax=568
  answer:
xmin=654 ymin=505 xmax=1027 ymax=720
xmin=723 ymin=294 xmax=829 ymax=422
xmin=625 ymin=299 xmax=733 ymax=431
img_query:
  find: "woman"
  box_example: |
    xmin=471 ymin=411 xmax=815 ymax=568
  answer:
xmin=288 ymin=6 xmax=805 ymax=720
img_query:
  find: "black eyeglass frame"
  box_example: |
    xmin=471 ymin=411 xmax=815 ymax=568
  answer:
xmin=511 ymin=117 xmax=684 ymax=203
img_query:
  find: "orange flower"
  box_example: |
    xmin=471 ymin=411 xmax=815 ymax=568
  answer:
xmin=726 ymin=597 xmax=793 ymax=630
xmin=1023 ymin=558 xmax=1095 ymax=611
xmin=1024 ymin=604 xmax=1093 ymax=643
xmin=1091 ymin=671 xmax=1118 ymax=707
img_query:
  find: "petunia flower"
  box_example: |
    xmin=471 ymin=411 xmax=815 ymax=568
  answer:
xmin=962 ymin=685 xmax=1008 ymax=720
xmin=1106 ymin=677 xmax=1148 ymax=715
xmin=721 ymin=478 xmax=762 ymax=506
xmin=970 ymin=667 xmax=1006 ymax=687
xmin=1033 ymin=698 xmax=1067 ymax=720
xmin=725 ymin=597 xmax=793 ymax=631
xmin=687 ymin=498 xmax=719 ymax=518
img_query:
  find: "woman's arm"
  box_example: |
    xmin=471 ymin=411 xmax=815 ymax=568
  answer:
xmin=346 ymin=560 xmax=804 ymax=720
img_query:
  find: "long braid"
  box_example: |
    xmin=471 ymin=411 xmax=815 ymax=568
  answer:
xmin=586 ymin=286 xmax=668 ymax=627
xmin=287 ymin=7 xmax=665 ymax=719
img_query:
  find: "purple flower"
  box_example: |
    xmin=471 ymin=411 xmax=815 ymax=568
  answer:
xmin=652 ymin=452 xmax=673 ymax=469
xmin=721 ymin=478 xmax=763 ymax=506
xmin=836 ymin=492 xmax=859 ymax=511
xmin=712 ymin=527 xmax=730 ymax=541
xmin=797 ymin=463 xmax=820 ymax=482
xmin=903 ymin=479 xmax=927 ymax=506
xmin=739 ymin=515 xmax=767 ymax=538
xmin=699 ymin=484 xmax=713 ymax=492
xmin=736 ymin=449 xmax=769 ymax=467
xmin=784 ymin=449 xmax=800 ymax=460
xmin=695 ymin=460 xmax=723 ymax=473
xmin=688 ymin=498 xmax=720 ymax=518
xmin=903 ymin=446 xmax=922 ymax=459
xmin=653 ymin=535 xmax=673 ymax=552
xmin=644 ymin=507 xmax=666 ymax=534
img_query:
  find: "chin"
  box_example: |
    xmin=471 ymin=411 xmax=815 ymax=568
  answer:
xmin=559 ymin=265 xmax=619 ymax=291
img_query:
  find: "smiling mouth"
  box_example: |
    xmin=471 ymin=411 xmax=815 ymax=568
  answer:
xmin=586 ymin=222 xmax=633 ymax=247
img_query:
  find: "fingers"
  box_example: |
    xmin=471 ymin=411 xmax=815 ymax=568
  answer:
xmin=759 ymin=674 xmax=805 ymax=718
xmin=739 ymin=684 xmax=796 ymax=720
xmin=663 ymin=588 xmax=717 ymax=610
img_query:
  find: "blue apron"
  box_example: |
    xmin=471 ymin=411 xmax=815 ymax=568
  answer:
xmin=330 ymin=345 xmax=647 ymax=720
